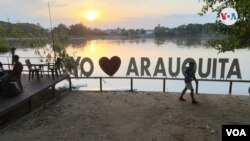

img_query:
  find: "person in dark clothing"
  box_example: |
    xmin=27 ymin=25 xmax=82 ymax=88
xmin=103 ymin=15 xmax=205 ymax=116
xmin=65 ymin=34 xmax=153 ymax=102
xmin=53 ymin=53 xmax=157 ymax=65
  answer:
xmin=0 ymin=62 xmax=3 ymax=70
xmin=0 ymin=55 xmax=23 ymax=82
xmin=0 ymin=62 xmax=3 ymax=75
xmin=179 ymin=62 xmax=199 ymax=104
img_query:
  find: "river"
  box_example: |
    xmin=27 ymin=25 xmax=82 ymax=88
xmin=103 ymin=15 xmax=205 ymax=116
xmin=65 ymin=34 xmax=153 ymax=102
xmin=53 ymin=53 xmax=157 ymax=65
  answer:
xmin=1 ymin=37 xmax=250 ymax=95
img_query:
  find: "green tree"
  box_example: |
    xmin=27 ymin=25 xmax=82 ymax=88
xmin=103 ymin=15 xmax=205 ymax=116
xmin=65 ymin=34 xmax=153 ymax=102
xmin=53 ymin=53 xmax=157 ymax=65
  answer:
xmin=53 ymin=24 xmax=69 ymax=42
xmin=154 ymin=24 xmax=169 ymax=36
xmin=0 ymin=22 xmax=10 ymax=52
xmin=69 ymin=23 xmax=88 ymax=36
xmin=186 ymin=24 xmax=203 ymax=35
xmin=12 ymin=23 xmax=47 ymax=49
xmin=199 ymin=0 xmax=250 ymax=52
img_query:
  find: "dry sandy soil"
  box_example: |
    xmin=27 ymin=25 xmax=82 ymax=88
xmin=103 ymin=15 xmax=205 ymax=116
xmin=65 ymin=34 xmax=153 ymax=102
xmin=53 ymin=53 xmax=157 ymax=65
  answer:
xmin=0 ymin=91 xmax=250 ymax=141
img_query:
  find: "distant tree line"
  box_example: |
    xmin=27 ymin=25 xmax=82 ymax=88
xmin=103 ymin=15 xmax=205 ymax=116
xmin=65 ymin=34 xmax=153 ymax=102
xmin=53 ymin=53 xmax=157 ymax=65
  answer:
xmin=106 ymin=28 xmax=146 ymax=36
xmin=0 ymin=21 xmax=106 ymax=38
xmin=0 ymin=21 xmax=217 ymax=39
xmin=0 ymin=21 xmax=47 ymax=38
xmin=0 ymin=21 xmax=106 ymax=52
xmin=154 ymin=23 xmax=216 ymax=37
xmin=1 ymin=21 xmax=219 ymax=53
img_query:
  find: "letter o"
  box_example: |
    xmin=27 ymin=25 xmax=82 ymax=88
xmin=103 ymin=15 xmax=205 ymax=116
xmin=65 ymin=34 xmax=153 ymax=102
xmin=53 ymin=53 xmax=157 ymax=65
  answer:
xmin=232 ymin=129 xmax=239 ymax=136
xmin=80 ymin=57 xmax=94 ymax=77
xmin=182 ymin=58 xmax=197 ymax=75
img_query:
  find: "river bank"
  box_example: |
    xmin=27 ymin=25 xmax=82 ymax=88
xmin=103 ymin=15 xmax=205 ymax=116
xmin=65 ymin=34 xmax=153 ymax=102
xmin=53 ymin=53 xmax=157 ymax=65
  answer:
xmin=0 ymin=91 xmax=249 ymax=141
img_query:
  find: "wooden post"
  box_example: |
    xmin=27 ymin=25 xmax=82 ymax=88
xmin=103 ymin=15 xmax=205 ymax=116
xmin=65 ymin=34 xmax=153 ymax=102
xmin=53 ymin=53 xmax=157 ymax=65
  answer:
xmin=28 ymin=99 xmax=32 ymax=112
xmin=229 ymin=81 xmax=233 ymax=94
xmin=52 ymin=84 xmax=55 ymax=97
xmin=68 ymin=77 xmax=72 ymax=92
xmin=163 ymin=79 xmax=166 ymax=93
xmin=130 ymin=78 xmax=133 ymax=92
xmin=195 ymin=81 xmax=199 ymax=94
xmin=100 ymin=77 xmax=103 ymax=92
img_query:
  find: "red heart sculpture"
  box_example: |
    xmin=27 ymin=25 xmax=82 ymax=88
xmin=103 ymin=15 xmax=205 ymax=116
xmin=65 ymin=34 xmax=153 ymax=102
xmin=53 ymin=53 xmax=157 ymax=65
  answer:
xmin=99 ymin=56 xmax=121 ymax=76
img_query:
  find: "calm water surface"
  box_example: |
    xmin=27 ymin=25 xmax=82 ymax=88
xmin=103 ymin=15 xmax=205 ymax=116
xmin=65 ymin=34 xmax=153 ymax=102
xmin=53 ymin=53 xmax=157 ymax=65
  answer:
xmin=1 ymin=37 xmax=250 ymax=95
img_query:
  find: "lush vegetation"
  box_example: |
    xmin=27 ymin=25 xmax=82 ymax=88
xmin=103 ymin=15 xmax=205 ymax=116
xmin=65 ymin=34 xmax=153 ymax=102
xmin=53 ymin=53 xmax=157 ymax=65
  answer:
xmin=199 ymin=0 xmax=250 ymax=52
xmin=0 ymin=21 xmax=48 ymax=53
xmin=0 ymin=21 xmax=106 ymax=53
xmin=154 ymin=23 xmax=216 ymax=36
xmin=0 ymin=21 xmax=105 ymax=38
xmin=0 ymin=23 xmax=9 ymax=52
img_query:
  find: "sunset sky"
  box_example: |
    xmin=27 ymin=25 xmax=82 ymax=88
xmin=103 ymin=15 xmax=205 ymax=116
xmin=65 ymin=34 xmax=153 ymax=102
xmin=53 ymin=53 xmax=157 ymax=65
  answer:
xmin=0 ymin=0 xmax=216 ymax=29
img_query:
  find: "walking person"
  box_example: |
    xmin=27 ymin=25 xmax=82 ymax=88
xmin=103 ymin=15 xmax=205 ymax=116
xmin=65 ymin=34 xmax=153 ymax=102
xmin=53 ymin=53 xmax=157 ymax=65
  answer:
xmin=179 ymin=62 xmax=199 ymax=104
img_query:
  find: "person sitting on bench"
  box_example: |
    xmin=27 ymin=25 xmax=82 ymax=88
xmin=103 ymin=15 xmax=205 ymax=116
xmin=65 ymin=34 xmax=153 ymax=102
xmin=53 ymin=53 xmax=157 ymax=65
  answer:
xmin=0 ymin=55 xmax=23 ymax=82
xmin=0 ymin=61 xmax=3 ymax=70
xmin=0 ymin=55 xmax=23 ymax=93
xmin=0 ymin=62 xmax=4 ymax=76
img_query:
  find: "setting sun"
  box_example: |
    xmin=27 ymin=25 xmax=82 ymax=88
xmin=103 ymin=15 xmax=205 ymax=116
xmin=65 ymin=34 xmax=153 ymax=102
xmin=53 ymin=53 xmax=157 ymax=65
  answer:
xmin=85 ymin=11 xmax=97 ymax=21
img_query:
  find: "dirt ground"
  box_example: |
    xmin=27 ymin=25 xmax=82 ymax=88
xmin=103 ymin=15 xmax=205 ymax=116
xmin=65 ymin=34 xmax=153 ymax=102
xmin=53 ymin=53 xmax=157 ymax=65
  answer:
xmin=0 ymin=91 xmax=250 ymax=141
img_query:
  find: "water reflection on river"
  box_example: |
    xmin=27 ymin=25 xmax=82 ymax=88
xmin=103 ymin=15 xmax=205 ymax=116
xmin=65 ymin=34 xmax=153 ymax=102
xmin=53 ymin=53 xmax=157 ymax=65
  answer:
xmin=1 ymin=37 xmax=250 ymax=95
